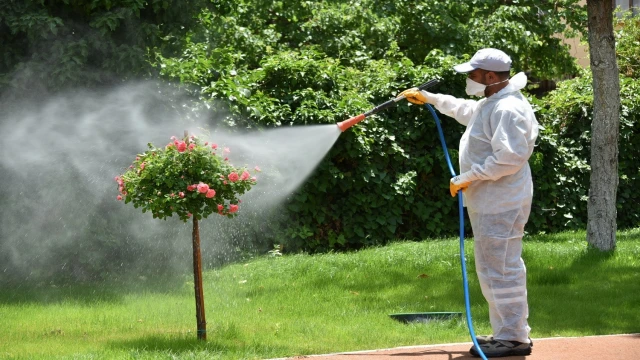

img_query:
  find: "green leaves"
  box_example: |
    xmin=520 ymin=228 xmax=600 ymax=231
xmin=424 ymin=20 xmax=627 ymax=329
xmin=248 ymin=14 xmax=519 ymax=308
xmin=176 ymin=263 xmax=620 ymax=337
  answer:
xmin=62 ymin=0 xmax=618 ymax=251
xmin=529 ymin=14 xmax=640 ymax=231
xmin=0 ymin=0 xmax=206 ymax=94
xmin=116 ymin=135 xmax=258 ymax=222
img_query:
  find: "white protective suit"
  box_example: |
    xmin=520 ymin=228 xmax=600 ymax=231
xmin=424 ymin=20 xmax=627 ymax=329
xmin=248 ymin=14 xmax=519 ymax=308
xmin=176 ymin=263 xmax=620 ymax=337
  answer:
xmin=425 ymin=72 xmax=538 ymax=343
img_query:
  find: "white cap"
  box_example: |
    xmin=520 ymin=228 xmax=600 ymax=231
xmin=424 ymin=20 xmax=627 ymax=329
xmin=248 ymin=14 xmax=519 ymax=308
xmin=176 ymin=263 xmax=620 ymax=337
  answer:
xmin=453 ymin=48 xmax=512 ymax=73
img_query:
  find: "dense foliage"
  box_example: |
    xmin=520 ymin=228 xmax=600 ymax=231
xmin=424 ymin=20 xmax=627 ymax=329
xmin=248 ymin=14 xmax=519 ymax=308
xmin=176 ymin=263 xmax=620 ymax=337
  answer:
xmin=155 ymin=0 xmax=590 ymax=251
xmin=3 ymin=1 xmax=637 ymax=261
xmin=529 ymin=14 xmax=640 ymax=232
xmin=0 ymin=0 xmax=205 ymax=95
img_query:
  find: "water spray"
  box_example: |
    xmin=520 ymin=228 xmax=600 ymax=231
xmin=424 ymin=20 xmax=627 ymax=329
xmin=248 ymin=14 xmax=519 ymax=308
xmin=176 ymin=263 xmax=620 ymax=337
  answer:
xmin=337 ymin=83 xmax=488 ymax=360
xmin=336 ymin=79 xmax=440 ymax=131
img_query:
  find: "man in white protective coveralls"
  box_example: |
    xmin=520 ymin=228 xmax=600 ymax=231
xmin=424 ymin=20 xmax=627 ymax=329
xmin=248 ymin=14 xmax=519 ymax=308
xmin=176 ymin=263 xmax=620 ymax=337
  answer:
xmin=400 ymin=48 xmax=538 ymax=358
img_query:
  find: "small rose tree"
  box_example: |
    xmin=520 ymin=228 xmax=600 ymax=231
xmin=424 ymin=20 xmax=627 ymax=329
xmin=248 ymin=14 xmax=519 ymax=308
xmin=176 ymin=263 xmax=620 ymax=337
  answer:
xmin=115 ymin=133 xmax=258 ymax=340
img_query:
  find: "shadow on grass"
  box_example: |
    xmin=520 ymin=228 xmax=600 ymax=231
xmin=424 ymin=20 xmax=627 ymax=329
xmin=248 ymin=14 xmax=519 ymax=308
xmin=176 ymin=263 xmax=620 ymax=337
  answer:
xmin=571 ymin=245 xmax=616 ymax=265
xmin=530 ymin=245 xmax=640 ymax=336
xmin=0 ymin=275 xmax=186 ymax=305
xmin=614 ymin=227 xmax=640 ymax=241
xmin=528 ymin=246 xmax=616 ymax=287
xmin=108 ymin=334 xmax=289 ymax=358
xmin=109 ymin=336 xmax=223 ymax=353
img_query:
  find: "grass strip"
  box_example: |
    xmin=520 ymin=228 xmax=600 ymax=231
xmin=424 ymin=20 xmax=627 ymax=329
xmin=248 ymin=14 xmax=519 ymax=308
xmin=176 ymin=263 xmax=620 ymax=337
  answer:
xmin=1 ymin=228 xmax=638 ymax=359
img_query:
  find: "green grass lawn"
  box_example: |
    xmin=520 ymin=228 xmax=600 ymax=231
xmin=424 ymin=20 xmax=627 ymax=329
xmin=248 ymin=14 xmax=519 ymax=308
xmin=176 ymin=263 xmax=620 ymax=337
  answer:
xmin=1 ymin=228 xmax=639 ymax=359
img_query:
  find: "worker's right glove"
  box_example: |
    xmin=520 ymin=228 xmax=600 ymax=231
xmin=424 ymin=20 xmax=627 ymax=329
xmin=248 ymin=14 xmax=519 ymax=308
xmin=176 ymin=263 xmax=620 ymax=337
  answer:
xmin=399 ymin=88 xmax=432 ymax=105
xmin=449 ymin=172 xmax=475 ymax=197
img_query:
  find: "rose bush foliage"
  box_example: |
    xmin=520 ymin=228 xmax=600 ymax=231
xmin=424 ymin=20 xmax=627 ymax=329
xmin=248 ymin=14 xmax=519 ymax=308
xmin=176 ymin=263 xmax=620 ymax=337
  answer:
xmin=116 ymin=135 xmax=258 ymax=221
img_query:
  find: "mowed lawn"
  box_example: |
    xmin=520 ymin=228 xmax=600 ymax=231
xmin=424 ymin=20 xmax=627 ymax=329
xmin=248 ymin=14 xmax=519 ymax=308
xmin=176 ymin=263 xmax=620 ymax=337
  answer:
xmin=1 ymin=228 xmax=639 ymax=359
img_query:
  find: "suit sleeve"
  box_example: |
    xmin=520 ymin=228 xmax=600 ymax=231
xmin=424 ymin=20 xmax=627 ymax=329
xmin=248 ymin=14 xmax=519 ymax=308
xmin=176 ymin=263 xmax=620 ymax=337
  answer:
xmin=423 ymin=91 xmax=479 ymax=126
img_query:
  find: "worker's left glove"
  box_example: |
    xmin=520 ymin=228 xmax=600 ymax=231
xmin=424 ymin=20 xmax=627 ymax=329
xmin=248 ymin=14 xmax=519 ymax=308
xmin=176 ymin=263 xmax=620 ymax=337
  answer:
xmin=399 ymin=88 xmax=432 ymax=105
xmin=449 ymin=172 xmax=475 ymax=197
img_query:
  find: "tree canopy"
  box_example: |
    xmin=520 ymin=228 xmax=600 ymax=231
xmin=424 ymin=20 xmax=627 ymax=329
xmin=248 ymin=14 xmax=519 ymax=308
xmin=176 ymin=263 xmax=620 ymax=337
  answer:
xmin=0 ymin=0 xmax=205 ymax=95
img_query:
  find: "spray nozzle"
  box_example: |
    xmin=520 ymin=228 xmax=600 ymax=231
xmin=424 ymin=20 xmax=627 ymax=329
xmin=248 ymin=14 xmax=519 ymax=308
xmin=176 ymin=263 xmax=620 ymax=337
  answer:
xmin=337 ymin=114 xmax=366 ymax=132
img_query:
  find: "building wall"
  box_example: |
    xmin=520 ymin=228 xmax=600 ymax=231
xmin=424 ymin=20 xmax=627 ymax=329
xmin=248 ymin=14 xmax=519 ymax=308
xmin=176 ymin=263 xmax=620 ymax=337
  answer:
xmin=563 ymin=0 xmax=590 ymax=68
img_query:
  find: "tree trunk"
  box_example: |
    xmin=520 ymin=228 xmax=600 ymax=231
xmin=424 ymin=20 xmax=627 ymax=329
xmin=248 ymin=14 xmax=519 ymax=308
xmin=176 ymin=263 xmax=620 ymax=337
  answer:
xmin=192 ymin=216 xmax=207 ymax=340
xmin=586 ymin=0 xmax=620 ymax=251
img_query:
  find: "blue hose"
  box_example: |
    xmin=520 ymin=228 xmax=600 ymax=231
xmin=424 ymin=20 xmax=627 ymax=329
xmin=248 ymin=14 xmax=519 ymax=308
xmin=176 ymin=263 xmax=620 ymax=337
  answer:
xmin=425 ymin=104 xmax=488 ymax=360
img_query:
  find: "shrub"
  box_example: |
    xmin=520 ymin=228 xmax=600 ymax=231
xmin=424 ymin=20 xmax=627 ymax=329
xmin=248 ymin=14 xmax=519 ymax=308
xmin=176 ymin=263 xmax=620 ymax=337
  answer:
xmin=117 ymin=135 xmax=258 ymax=221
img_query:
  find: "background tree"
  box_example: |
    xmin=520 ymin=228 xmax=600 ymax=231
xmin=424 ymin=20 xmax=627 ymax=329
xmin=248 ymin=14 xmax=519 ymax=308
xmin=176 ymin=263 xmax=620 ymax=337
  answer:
xmin=0 ymin=0 xmax=205 ymax=96
xmin=586 ymin=0 xmax=620 ymax=251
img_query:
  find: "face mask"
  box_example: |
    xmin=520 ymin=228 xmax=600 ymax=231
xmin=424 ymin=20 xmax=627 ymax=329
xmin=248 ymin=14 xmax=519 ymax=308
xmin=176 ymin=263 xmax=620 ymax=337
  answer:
xmin=465 ymin=78 xmax=486 ymax=96
xmin=465 ymin=77 xmax=510 ymax=97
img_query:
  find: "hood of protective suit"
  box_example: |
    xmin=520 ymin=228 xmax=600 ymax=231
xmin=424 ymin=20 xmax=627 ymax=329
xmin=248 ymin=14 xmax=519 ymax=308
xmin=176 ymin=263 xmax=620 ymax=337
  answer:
xmin=496 ymin=72 xmax=527 ymax=95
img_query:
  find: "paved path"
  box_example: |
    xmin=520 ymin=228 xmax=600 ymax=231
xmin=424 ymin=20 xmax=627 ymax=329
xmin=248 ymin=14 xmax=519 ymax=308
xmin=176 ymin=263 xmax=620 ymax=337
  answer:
xmin=276 ymin=334 xmax=640 ymax=360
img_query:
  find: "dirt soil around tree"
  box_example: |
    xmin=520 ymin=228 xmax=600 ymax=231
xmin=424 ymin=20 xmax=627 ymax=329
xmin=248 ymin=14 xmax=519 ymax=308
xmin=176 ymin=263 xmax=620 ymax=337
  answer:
xmin=278 ymin=334 xmax=640 ymax=360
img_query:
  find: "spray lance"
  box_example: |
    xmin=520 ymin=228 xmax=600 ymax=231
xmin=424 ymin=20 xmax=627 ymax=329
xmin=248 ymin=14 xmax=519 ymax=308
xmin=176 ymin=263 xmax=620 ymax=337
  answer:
xmin=336 ymin=79 xmax=440 ymax=132
xmin=336 ymin=80 xmax=489 ymax=360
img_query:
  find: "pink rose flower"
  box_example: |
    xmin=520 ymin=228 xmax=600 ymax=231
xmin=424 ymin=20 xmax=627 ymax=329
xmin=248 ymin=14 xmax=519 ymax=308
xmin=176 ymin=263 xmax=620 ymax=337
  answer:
xmin=136 ymin=157 xmax=140 ymax=160
xmin=240 ymin=170 xmax=250 ymax=181
xmin=171 ymin=136 xmax=177 ymax=140
xmin=116 ymin=195 xmax=123 ymax=201
xmin=228 ymin=172 xmax=239 ymax=182
xmin=177 ymin=141 xmax=187 ymax=152
xmin=187 ymin=213 xmax=192 ymax=218
xmin=254 ymin=166 xmax=261 ymax=172
xmin=206 ymin=189 xmax=216 ymax=198
xmin=187 ymin=184 xmax=197 ymax=191
xmin=211 ymin=143 xmax=218 ymax=150
xmin=223 ymin=147 xmax=230 ymax=154
xmin=179 ymin=192 xmax=185 ymax=198
xmin=251 ymin=176 xmax=257 ymax=182
xmin=197 ymin=182 xmax=209 ymax=194
xmin=189 ymin=143 xmax=195 ymax=150
xmin=224 ymin=157 xmax=229 ymax=161
xmin=140 ymin=162 xmax=145 ymax=170
xmin=204 ymin=141 xmax=208 ymax=145
xmin=229 ymin=204 xmax=239 ymax=213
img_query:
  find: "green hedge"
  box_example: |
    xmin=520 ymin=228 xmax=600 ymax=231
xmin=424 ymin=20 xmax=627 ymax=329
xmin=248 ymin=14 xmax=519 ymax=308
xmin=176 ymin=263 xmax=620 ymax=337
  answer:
xmin=530 ymin=71 xmax=640 ymax=233
xmin=151 ymin=1 xmax=640 ymax=252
